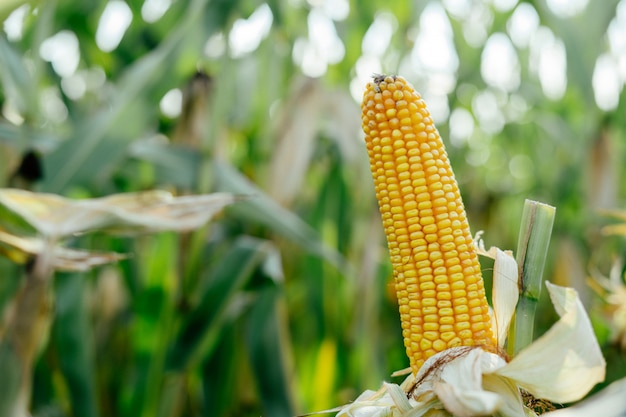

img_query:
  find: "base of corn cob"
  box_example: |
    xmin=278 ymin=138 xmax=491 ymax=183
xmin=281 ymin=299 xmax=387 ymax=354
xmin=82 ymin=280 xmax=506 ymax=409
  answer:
xmin=361 ymin=75 xmax=495 ymax=373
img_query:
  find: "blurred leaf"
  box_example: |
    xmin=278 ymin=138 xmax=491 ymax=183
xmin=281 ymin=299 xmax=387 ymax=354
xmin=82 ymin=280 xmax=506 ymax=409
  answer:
xmin=599 ymin=209 xmax=626 ymax=236
xmin=96 ymin=192 xmax=240 ymax=233
xmin=201 ymin=323 xmax=239 ymax=416
xmin=0 ymin=189 xmax=238 ymax=237
xmin=0 ymin=229 xmax=126 ymax=271
xmin=42 ymin=0 xmax=215 ymax=192
xmin=246 ymin=286 xmax=296 ymax=417
xmin=167 ymin=236 xmax=274 ymax=371
xmin=0 ymin=270 xmax=52 ymax=417
xmin=0 ymin=122 xmax=60 ymax=149
xmin=154 ymin=374 xmax=186 ymax=417
xmin=268 ymin=78 xmax=323 ymax=206
xmin=52 ymin=272 xmax=99 ymax=417
xmin=0 ymin=34 xmax=37 ymax=118
xmin=0 ymin=189 xmax=114 ymax=237
xmin=128 ymin=139 xmax=202 ymax=190
xmin=214 ymin=160 xmax=348 ymax=273
xmin=127 ymin=232 xmax=178 ymax=417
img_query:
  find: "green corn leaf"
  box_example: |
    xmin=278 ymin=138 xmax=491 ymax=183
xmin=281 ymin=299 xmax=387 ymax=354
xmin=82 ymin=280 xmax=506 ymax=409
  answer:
xmin=214 ymin=160 xmax=348 ymax=273
xmin=167 ymin=236 xmax=274 ymax=371
xmin=246 ymin=286 xmax=296 ymax=417
xmin=53 ymin=272 xmax=99 ymax=417
xmin=126 ymin=232 xmax=178 ymax=417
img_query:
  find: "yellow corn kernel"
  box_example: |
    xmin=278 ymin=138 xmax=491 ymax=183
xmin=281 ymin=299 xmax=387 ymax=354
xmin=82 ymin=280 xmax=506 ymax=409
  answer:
xmin=361 ymin=75 xmax=495 ymax=374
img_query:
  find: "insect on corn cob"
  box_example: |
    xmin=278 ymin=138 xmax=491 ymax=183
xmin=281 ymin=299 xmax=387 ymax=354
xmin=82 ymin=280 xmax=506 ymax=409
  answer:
xmin=361 ymin=75 xmax=495 ymax=373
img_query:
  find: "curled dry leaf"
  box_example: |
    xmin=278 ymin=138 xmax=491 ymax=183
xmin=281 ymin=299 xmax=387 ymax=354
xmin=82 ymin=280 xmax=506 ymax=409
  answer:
xmin=0 ymin=230 xmax=126 ymax=272
xmin=100 ymin=192 xmax=241 ymax=232
xmin=0 ymin=189 xmax=110 ymax=237
xmin=0 ymin=188 xmax=240 ymax=238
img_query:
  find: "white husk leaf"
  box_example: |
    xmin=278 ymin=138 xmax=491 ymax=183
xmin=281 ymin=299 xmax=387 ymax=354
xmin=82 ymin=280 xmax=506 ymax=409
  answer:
xmin=494 ymin=282 xmax=605 ymax=403
xmin=541 ymin=376 xmax=626 ymax=417
xmin=413 ymin=348 xmax=507 ymax=417
xmin=476 ymin=238 xmax=519 ymax=348
xmin=385 ymin=382 xmax=413 ymax=413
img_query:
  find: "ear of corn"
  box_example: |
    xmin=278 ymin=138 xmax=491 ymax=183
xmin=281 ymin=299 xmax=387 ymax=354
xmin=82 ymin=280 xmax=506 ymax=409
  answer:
xmin=361 ymin=75 xmax=495 ymax=373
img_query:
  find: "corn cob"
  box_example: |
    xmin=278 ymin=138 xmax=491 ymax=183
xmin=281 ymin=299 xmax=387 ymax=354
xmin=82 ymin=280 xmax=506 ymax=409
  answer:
xmin=361 ymin=75 xmax=495 ymax=373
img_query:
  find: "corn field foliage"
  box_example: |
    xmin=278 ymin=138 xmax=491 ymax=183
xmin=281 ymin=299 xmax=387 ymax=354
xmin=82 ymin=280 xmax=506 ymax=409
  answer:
xmin=0 ymin=0 xmax=626 ymax=416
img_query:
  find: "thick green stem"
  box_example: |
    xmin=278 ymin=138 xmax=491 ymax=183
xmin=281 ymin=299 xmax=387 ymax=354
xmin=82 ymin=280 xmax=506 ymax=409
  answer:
xmin=507 ymin=200 xmax=556 ymax=356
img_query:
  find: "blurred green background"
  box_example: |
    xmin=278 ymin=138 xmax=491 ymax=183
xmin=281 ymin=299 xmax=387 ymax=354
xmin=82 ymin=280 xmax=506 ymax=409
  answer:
xmin=1 ymin=0 xmax=626 ymax=415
